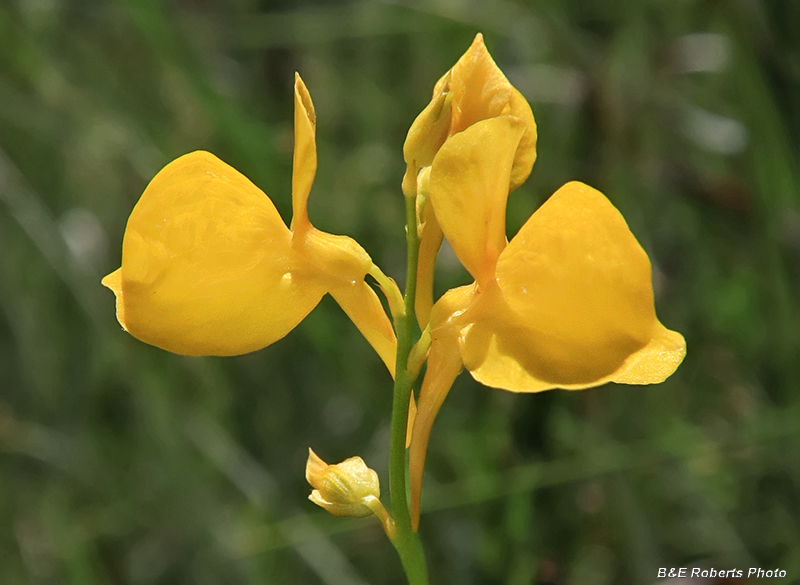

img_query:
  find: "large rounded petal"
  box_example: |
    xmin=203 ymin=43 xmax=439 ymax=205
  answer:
xmin=429 ymin=116 xmax=524 ymax=284
xmin=104 ymin=151 xmax=326 ymax=356
xmin=461 ymin=181 xmax=685 ymax=390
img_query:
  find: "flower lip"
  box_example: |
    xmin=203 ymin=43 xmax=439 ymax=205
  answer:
xmin=103 ymin=150 xmax=324 ymax=357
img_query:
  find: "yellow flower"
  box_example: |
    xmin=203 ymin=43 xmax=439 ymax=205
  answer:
xmin=403 ymin=33 xmax=538 ymax=328
xmin=407 ymin=115 xmax=686 ymax=531
xmin=306 ymin=448 xmax=395 ymax=538
xmin=102 ymin=75 xmax=397 ymax=374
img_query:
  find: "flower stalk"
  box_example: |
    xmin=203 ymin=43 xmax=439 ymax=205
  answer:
xmin=387 ymin=184 xmax=429 ymax=585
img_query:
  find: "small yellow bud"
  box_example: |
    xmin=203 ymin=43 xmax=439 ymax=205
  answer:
xmin=306 ymin=448 xmax=379 ymax=517
xmin=305 ymin=449 xmax=396 ymax=539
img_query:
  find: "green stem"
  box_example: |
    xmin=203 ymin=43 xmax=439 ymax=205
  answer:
xmin=389 ymin=187 xmax=429 ymax=584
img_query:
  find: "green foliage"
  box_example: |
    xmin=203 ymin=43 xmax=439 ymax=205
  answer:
xmin=1 ymin=0 xmax=798 ymax=583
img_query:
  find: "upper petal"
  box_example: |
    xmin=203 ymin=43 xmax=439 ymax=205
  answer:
xmin=463 ymin=181 xmax=684 ymax=390
xmin=448 ymin=33 xmax=513 ymax=135
xmin=449 ymin=33 xmax=537 ymax=189
xmin=107 ymin=151 xmax=326 ymax=356
xmin=429 ymin=116 xmax=524 ymax=284
xmin=291 ymin=73 xmax=317 ymax=232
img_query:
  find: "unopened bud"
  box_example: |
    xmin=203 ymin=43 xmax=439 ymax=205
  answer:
xmin=305 ymin=449 xmax=396 ymax=538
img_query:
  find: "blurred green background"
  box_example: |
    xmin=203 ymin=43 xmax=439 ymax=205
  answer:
xmin=1 ymin=0 xmax=799 ymax=583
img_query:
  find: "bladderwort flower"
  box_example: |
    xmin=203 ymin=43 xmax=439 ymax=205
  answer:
xmin=101 ymin=33 xmax=686 ymax=584
xmin=102 ymin=74 xmax=400 ymax=374
xmin=405 ymin=36 xmax=686 ymax=530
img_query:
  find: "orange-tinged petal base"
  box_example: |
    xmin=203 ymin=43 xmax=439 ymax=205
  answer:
xmin=414 ymin=214 xmax=442 ymax=329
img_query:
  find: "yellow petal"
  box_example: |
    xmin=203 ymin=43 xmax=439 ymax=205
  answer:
xmin=611 ymin=323 xmax=686 ymax=384
xmin=297 ymin=226 xmax=396 ymax=375
xmin=448 ymin=34 xmax=513 ymax=135
xmin=291 ymin=73 xmax=317 ymax=233
xmin=415 ymin=168 xmax=444 ymax=328
xmin=406 ymin=393 xmax=416 ymax=449
xmin=298 ymin=223 xmax=372 ymax=277
xmin=101 ymin=268 xmax=126 ymax=330
xmin=408 ymin=286 xmax=472 ymax=531
xmin=305 ymin=447 xmax=329 ymax=486
xmin=106 ymin=150 xmax=326 ymax=356
xmin=403 ymin=70 xmax=453 ymax=169
xmin=463 ymin=315 xmax=685 ymax=391
xmin=463 ymin=181 xmax=680 ymax=390
xmin=329 ymin=280 xmax=397 ymax=377
xmin=429 ymin=116 xmax=524 ymax=284
xmin=506 ymin=87 xmax=537 ymax=191
xmin=449 ymin=34 xmax=537 ymax=189
xmin=415 ymin=210 xmax=443 ymax=329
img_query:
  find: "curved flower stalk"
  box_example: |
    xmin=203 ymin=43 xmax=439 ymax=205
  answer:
xmin=102 ymin=74 xmax=399 ymax=374
xmin=407 ymin=112 xmax=687 ymax=531
xmin=403 ymin=33 xmax=537 ymax=328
